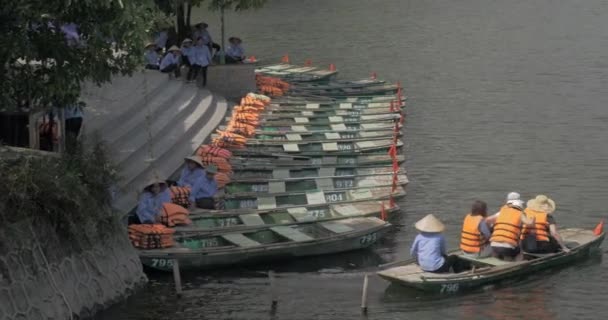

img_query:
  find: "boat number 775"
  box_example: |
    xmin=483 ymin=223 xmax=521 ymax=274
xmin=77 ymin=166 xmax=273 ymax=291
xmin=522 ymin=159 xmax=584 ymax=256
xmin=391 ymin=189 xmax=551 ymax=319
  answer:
xmin=440 ymin=283 xmax=459 ymax=294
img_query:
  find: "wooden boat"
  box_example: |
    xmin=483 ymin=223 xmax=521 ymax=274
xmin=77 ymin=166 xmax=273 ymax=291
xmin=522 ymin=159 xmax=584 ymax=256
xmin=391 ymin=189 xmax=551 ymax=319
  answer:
xmin=377 ymin=228 xmax=605 ymax=294
xmin=289 ymin=84 xmax=399 ymax=97
xmin=139 ymin=217 xmax=391 ymax=271
xmin=250 ymin=122 xmax=401 ymax=135
xmin=257 ymin=107 xmax=401 ymax=118
xmin=230 ymin=139 xmax=403 ymax=156
xmin=181 ymin=200 xmax=399 ymax=233
xmin=226 ymin=173 xmax=408 ymax=195
xmin=266 ymin=101 xmax=405 ymax=112
xmin=272 ymin=95 xmax=404 ymax=105
xmin=232 ymin=165 xmax=404 ymax=181
xmin=230 ymin=154 xmax=406 ymax=169
xmin=289 ymin=78 xmax=387 ymax=90
xmin=253 ymin=115 xmax=400 ymax=127
xmin=223 ymin=185 xmax=406 ymax=211
xmin=256 ymin=64 xmax=338 ymax=82
xmin=247 ymin=130 xmax=398 ymax=143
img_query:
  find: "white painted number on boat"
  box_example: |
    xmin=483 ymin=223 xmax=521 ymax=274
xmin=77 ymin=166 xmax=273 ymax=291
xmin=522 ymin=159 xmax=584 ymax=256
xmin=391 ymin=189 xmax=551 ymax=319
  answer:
xmin=359 ymin=233 xmax=378 ymax=245
xmin=251 ymin=184 xmax=269 ymax=192
xmin=346 ymin=126 xmax=359 ymax=131
xmin=151 ymin=258 xmax=174 ymax=269
xmin=353 ymin=104 xmax=366 ymax=110
xmin=348 ymin=111 xmax=361 ymax=116
xmin=344 ymin=118 xmax=358 ymax=123
xmin=440 ymin=283 xmax=459 ymax=294
xmin=335 ymin=179 xmax=354 ymax=188
xmin=309 ymin=209 xmax=327 ymax=218
xmin=240 ymin=199 xmax=257 ymax=208
xmin=337 ymin=143 xmax=353 ymax=151
xmin=325 ymin=193 xmax=345 ymax=202
xmin=340 ymin=133 xmax=356 ymax=139
xmin=218 ymin=218 xmax=241 ymax=227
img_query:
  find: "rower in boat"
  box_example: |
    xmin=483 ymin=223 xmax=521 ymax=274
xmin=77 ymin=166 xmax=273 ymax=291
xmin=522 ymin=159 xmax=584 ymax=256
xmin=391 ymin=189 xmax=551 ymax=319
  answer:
xmin=489 ymin=199 xmax=535 ymax=261
xmin=411 ymin=214 xmax=462 ymax=273
xmin=134 ymin=177 xmax=171 ymax=224
xmin=190 ymin=165 xmax=219 ymax=210
xmin=522 ymin=195 xmax=570 ymax=253
xmin=460 ymin=200 xmax=493 ymax=258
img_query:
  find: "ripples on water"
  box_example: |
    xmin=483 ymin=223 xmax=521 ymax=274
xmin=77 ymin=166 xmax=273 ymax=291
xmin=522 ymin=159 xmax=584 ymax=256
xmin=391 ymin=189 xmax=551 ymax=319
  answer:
xmin=98 ymin=0 xmax=608 ymax=319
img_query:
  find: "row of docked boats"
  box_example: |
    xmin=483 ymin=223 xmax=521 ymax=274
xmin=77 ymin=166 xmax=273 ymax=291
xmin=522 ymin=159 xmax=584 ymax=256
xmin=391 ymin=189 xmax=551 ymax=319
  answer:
xmin=137 ymin=64 xmax=407 ymax=271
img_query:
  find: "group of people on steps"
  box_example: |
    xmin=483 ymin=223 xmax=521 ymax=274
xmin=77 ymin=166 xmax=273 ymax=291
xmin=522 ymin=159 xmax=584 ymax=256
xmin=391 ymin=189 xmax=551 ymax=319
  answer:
xmin=144 ymin=22 xmax=246 ymax=85
xmin=411 ymin=192 xmax=570 ymax=273
xmin=133 ymin=155 xmax=219 ymax=224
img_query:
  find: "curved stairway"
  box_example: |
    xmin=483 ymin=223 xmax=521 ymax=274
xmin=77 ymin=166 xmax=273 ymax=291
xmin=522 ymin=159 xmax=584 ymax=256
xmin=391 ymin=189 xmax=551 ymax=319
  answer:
xmin=82 ymin=70 xmax=228 ymax=213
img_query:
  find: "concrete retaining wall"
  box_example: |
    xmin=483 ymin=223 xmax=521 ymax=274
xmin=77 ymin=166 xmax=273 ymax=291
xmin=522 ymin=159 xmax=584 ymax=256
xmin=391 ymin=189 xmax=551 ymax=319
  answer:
xmin=0 ymin=220 xmax=146 ymax=319
xmin=206 ymin=63 xmax=257 ymax=100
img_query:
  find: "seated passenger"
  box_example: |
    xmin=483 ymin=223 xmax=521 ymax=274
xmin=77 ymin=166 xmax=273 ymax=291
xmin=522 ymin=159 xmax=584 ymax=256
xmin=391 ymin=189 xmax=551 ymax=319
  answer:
xmin=160 ymin=46 xmax=181 ymax=78
xmin=178 ymin=155 xmax=206 ymax=188
xmin=226 ymin=37 xmax=245 ymax=63
xmin=489 ymin=199 xmax=535 ymax=261
xmin=135 ymin=178 xmax=171 ymax=224
xmin=460 ymin=200 xmax=493 ymax=258
xmin=411 ymin=214 xmax=461 ymax=273
xmin=144 ymin=42 xmax=160 ymax=70
xmin=190 ymin=165 xmax=219 ymax=210
xmin=522 ymin=195 xmax=570 ymax=253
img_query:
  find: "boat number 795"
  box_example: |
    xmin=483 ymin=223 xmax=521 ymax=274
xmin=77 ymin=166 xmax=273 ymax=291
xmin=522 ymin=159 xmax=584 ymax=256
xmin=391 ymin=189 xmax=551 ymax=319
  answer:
xmin=151 ymin=258 xmax=174 ymax=269
xmin=359 ymin=233 xmax=378 ymax=245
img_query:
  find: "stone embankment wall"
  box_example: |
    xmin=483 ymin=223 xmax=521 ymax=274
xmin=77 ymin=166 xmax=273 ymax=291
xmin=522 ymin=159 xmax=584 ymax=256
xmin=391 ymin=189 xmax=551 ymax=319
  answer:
xmin=0 ymin=220 xmax=146 ymax=319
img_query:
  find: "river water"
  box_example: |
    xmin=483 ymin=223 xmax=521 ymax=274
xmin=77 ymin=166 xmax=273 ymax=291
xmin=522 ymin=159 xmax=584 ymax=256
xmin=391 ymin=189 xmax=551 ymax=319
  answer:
xmin=98 ymin=1 xmax=608 ymax=319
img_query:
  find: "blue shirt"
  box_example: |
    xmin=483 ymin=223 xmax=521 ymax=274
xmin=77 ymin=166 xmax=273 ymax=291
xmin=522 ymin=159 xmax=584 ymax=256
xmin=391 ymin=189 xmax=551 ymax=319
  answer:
xmin=160 ymin=53 xmax=179 ymax=69
xmin=181 ymin=46 xmax=194 ymax=58
xmin=478 ymin=219 xmax=492 ymax=239
xmin=227 ymin=44 xmax=244 ymax=58
xmin=64 ymin=105 xmax=83 ymax=119
xmin=136 ymin=188 xmax=171 ymax=224
xmin=410 ymin=233 xmax=447 ymax=272
xmin=191 ymin=45 xmax=212 ymax=66
xmin=145 ymin=50 xmax=159 ymax=65
xmin=177 ymin=167 xmax=205 ymax=188
xmin=190 ymin=175 xmax=218 ymax=202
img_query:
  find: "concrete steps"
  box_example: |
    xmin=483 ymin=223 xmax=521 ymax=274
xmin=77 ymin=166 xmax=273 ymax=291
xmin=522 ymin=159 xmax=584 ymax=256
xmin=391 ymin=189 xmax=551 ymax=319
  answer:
xmin=82 ymin=71 xmax=229 ymax=213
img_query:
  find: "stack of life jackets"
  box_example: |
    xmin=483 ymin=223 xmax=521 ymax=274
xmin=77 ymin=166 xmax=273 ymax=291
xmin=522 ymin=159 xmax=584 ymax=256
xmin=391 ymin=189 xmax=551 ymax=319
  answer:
xmin=197 ymin=145 xmax=232 ymax=159
xmin=128 ymin=224 xmax=175 ymax=249
xmin=159 ymin=203 xmax=192 ymax=227
xmin=170 ymin=186 xmax=191 ymax=208
xmin=256 ymin=75 xmax=290 ymax=96
xmin=214 ymin=172 xmax=231 ymax=189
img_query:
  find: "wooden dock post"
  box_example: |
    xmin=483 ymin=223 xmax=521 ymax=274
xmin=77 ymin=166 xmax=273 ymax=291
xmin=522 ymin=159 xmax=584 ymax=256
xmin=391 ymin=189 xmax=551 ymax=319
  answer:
xmin=269 ymin=270 xmax=278 ymax=313
xmin=361 ymin=274 xmax=369 ymax=315
xmin=172 ymin=259 xmax=183 ymax=297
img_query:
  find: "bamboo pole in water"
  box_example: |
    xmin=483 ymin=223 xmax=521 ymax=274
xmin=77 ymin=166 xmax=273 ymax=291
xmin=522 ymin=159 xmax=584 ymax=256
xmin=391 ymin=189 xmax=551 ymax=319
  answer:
xmin=269 ymin=270 xmax=278 ymax=313
xmin=361 ymin=274 xmax=369 ymax=315
xmin=173 ymin=259 xmax=183 ymax=297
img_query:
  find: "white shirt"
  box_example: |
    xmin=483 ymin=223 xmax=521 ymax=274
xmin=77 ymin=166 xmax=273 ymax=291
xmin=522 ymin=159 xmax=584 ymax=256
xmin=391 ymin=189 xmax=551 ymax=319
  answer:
xmin=160 ymin=53 xmax=179 ymax=69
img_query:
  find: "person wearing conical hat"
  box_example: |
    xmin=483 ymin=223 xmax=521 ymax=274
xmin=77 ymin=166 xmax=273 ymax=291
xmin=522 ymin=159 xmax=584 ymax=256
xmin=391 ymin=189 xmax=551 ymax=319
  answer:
xmin=226 ymin=36 xmax=245 ymax=64
xmin=135 ymin=177 xmax=171 ymax=224
xmin=411 ymin=214 xmax=461 ymax=273
xmin=144 ymin=42 xmax=160 ymax=70
xmin=521 ymin=195 xmax=570 ymax=253
xmin=160 ymin=45 xmax=182 ymax=78
xmin=177 ymin=155 xmax=206 ymax=189
xmin=489 ymin=199 xmax=536 ymax=261
xmin=190 ymin=164 xmax=219 ymax=210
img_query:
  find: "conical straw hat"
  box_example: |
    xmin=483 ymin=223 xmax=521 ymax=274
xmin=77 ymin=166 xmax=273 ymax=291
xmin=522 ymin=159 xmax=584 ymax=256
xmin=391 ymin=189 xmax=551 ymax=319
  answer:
xmin=143 ymin=177 xmax=166 ymax=191
xmin=168 ymin=45 xmax=181 ymax=52
xmin=184 ymin=155 xmax=204 ymax=168
xmin=415 ymin=214 xmax=445 ymax=233
xmin=527 ymin=195 xmax=556 ymax=214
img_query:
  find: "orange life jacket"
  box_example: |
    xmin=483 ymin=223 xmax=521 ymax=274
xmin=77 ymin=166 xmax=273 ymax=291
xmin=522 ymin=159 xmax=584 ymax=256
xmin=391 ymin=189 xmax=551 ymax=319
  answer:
xmin=521 ymin=208 xmax=550 ymax=242
xmin=490 ymin=206 xmax=523 ymax=247
xmin=460 ymin=214 xmax=487 ymax=253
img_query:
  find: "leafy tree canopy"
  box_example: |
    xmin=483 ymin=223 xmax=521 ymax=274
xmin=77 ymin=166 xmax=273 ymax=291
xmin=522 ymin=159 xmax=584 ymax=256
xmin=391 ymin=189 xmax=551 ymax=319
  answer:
xmin=0 ymin=0 xmax=162 ymax=112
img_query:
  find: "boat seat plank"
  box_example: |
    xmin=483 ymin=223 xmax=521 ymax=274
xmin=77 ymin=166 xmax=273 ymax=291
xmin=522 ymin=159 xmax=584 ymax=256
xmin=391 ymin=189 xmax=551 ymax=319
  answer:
xmin=283 ymin=144 xmax=300 ymax=152
xmin=258 ymin=196 xmax=277 ymax=209
xmin=291 ymin=125 xmax=308 ymax=132
xmin=339 ymin=103 xmax=352 ymax=109
xmin=221 ymin=233 xmax=262 ymax=247
xmin=325 ymin=133 xmax=341 ymax=140
xmin=272 ymin=169 xmax=290 ymax=179
xmin=301 ymin=111 xmax=315 ymax=116
xmin=271 ymin=226 xmax=314 ymax=242
xmin=269 ymin=181 xmax=286 ymax=193
xmin=320 ymin=221 xmax=354 ymax=234
xmin=294 ymin=117 xmax=309 ymax=123
xmin=333 ymin=204 xmax=364 ymax=216
xmin=349 ymin=189 xmax=374 ymax=200
xmin=306 ymin=191 xmax=327 ymax=205
xmin=286 ymin=134 xmax=302 ymax=141
xmin=458 ymin=255 xmax=510 ymax=266
xmin=240 ymin=213 xmax=265 ymax=226
xmin=320 ymin=157 xmax=338 ymax=165
xmin=305 ymin=103 xmax=320 ymax=109
xmin=287 ymin=207 xmax=316 ymax=222
xmin=318 ymin=167 xmax=336 ymax=177
xmin=331 ymin=124 xmax=347 ymax=131
xmin=329 ymin=116 xmax=344 ymax=123
xmin=315 ymin=178 xmax=334 ymax=190
xmin=322 ymin=143 xmax=339 ymax=151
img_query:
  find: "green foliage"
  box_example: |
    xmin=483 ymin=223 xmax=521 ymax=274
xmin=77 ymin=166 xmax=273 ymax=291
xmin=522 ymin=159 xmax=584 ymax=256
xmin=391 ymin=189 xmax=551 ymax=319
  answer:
xmin=0 ymin=142 xmax=121 ymax=249
xmin=0 ymin=0 xmax=162 ymax=112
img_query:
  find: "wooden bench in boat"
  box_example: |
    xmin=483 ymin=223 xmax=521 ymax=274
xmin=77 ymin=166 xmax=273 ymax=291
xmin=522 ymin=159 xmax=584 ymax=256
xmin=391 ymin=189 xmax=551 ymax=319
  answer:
xmin=221 ymin=233 xmax=262 ymax=247
xmin=271 ymin=226 xmax=314 ymax=242
xmin=458 ymin=255 xmax=511 ymax=267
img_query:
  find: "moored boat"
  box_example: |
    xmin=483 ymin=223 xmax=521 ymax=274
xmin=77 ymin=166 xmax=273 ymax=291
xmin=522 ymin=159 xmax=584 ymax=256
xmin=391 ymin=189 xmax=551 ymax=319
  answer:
xmin=139 ymin=217 xmax=391 ymax=271
xmin=223 ymin=185 xmax=406 ymax=211
xmin=289 ymin=78 xmax=387 ymax=90
xmin=230 ymin=139 xmax=403 ymax=156
xmin=289 ymin=84 xmax=399 ymax=97
xmin=229 ymin=154 xmax=406 ymax=169
xmin=247 ymin=130 xmax=398 ymax=144
xmin=231 ymin=165 xmax=404 ymax=181
xmin=377 ymin=228 xmax=605 ymax=294
xmin=251 ymin=122 xmax=401 ymax=135
xmin=228 ymin=113 xmax=400 ymax=126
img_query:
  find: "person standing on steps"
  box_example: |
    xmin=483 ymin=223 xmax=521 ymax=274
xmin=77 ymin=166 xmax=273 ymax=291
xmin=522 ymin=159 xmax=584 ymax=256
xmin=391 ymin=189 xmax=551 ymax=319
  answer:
xmin=160 ymin=46 xmax=181 ymax=78
xmin=187 ymin=37 xmax=212 ymax=86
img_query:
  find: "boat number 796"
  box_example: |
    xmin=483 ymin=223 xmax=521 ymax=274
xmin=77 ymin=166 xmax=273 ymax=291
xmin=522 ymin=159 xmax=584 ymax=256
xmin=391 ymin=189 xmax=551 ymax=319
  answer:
xmin=440 ymin=283 xmax=459 ymax=294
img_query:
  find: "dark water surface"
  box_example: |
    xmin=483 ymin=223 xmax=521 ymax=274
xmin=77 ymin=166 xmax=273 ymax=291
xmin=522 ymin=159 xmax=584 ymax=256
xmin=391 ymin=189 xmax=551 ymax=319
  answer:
xmin=99 ymin=1 xmax=608 ymax=319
